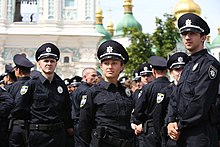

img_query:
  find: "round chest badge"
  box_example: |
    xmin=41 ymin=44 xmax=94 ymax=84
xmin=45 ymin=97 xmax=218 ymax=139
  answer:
xmin=57 ymin=86 xmax=63 ymax=94
xmin=125 ymin=88 xmax=131 ymax=97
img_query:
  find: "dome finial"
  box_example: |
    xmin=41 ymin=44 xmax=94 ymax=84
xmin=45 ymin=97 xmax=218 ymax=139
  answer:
xmin=96 ymin=0 xmax=103 ymax=25
xmin=173 ymin=0 xmax=201 ymax=20
xmin=107 ymin=8 xmax=114 ymax=36
xmin=123 ymin=0 xmax=133 ymax=14
xmin=218 ymin=26 xmax=220 ymax=35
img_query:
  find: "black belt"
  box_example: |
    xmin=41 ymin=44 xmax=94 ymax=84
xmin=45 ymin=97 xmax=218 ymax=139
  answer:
xmin=93 ymin=127 xmax=134 ymax=147
xmin=29 ymin=122 xmax=64 ymax=131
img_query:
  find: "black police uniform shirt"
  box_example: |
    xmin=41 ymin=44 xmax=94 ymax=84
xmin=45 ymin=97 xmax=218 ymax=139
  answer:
xmin=8 ymin=77 xmax=31 ymax=100
xmin=167 ymin=49 xmax=220 ymax=131
xmin=153 ymin=83 xmax=176 ymax=137
xmin=11 ymin=73 xmax=72 ymax=128
xmin=71 ymin=81 xmax=90 ymax=121
xmin=134 ymin=76 xmax=170 ymax=125
xmin=0 ymin=86 xmax=14 ymax=119
xmin=78 ymin=80 xmax=135 ymax=144
xmin=0 ymin=86 xmax=14 ymax=146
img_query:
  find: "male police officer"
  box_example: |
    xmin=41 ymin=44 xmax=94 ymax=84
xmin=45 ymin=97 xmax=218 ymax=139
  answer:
xmin=2 ymin=64 xmax=17 ymax=90
xmin=9 ymin=54 xmax=34 ymax=147
xmin=133 ymin=56 xmax=170 ymax=147
xmin=167 ymin=13 xmax=220 ymax=147
xmin=11 ymin=43 xmax=74 ymax=147
xmin=153 ymin=52 xmax=189 ymax=147
xmin=71 ymin=67 xmax=98 ymax=146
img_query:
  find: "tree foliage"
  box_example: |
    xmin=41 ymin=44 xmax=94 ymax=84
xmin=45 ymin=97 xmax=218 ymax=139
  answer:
xmin=151 ymin=13 xmax=180 ymax=58
xmin=122 ymin=13 xmax=181 ymax=76
xmin=123 ymin=27 xmax=154 ymax=76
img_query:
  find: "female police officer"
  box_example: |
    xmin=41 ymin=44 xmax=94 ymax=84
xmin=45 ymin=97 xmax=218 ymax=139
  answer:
xmin=78 ymin=40 xmax=135 ymax=147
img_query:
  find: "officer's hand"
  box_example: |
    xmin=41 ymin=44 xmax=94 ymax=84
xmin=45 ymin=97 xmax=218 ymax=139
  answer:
xmin=167 ymin=122 xmax=180 ymax=141
xmin=135 ymin=124 xmax=143 ymax=135
xmin=66 ymin=128 xmax=74 ymax=136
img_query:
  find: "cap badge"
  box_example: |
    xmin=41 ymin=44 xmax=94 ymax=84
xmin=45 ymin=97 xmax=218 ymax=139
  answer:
xmin=178 ymin=56 xmax=183 ymax=62
xmin=185 ymin=19 xmax=192 ymax=26
xmin=208 ymin=65 xmax=217 ymax=79
xmin=80 ymin=95 xmax=88 ymax=108
xmin=144 ymin=67 xmax=148 ymax=71
xmin=106 ymin=46 xmax=113 ymax=53
xmin=57 ymin=86 xmax=63 ymax=94
xmin=46 ymin=47 xmax=52 ymax=53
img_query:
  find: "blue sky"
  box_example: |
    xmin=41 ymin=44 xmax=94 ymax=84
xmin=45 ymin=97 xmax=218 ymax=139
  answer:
xmin=99 ymin=0 xmax=220 ymax=42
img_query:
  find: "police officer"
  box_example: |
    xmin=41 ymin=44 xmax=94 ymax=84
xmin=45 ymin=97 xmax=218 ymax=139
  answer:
xmin=153 ymin=52 xmax=189 ymax=147
xmin=8 ymin=54 xmax=34 ymax=147
xmin=0 ymin=87 xmax=14 ymax=147
xmin=2 ymin=64 xmax=17 ymax=90
xmin=11 ymin=43 xmax=74 ymax=147
xmin=70 ymin=75 xmax=82 ymax=93
xmin=78 ymin=40 xmax=135 ymax=147
xmin=71 ymin=67 xmax=98 ymax=147
xmin=133 ymin=56 xmax=170 ymax=147
xmin=167 ymin=13 xmax=220 ymax=147
xmin=139 ymin=62 xmax=155 ymax=85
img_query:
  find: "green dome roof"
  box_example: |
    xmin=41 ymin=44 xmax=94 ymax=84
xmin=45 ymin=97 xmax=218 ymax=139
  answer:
xmin=116 ymin=13 xmax=142 ymax=36
xmin=211 ymin=35 xmax=220 ymax=48
xmin=96 ymin=24 xmax=112 ymax=45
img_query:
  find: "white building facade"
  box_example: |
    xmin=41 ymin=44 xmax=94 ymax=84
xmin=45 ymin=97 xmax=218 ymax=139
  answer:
xmin=0 ymin=0 xmax=102 ymax=78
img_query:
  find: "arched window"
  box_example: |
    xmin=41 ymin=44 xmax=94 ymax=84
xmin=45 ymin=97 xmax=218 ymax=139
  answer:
xmin=64 ymin=56 xmax=70 ymax=63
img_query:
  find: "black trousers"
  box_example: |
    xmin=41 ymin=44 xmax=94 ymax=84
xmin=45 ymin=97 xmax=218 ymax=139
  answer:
xmin=177 ymin=122 xmax=218 ymax=147
xmin=28 ymin=129 xmax=65 ymax=147
xmin=142 ymin=127 xmax=161 ymax=147
xmin=9 ymin=124 xmax=27 ymax=147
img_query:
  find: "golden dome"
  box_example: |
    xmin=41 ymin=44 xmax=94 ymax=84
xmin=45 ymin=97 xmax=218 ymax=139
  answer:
xmin=174 ymin=0 xmax=201 ymax=20
xmin=107 ymin=21 xmax=114 ymax=36
xmin=95 ymin=6 xmax=103 ymax=25
xmin=218 ymin=26 xmax=220 ymax=35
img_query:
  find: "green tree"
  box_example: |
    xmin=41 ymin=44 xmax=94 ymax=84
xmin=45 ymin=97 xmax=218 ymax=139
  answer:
xmin=123 ymin=27 xmax=154 ymax=76
xmin=151 ymin=13 xmax=180 ymax=58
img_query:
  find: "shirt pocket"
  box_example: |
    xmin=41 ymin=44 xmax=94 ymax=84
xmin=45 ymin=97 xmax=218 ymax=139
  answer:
xmin=96 ymin=94 xmax=119 ymax=117
xmin=33 ymin=94 xmax=49 ymax=109
xmin=182 ymin=73 xmax=198 ymax=100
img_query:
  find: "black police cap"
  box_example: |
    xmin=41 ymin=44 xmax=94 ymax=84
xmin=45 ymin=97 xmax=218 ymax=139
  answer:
xmin=139 ymin=63 xmax=153 ymax=76
xmin=149 ymin=56 xmax=167 ymax=70
xmin=70 ymin=76 xmax=82 ymax=87
xmin=167 ymin=52 xmax=189 ymax=70
xmin=132 ymin=69 xmax=141 ymax=81
xmin=64 ymin=78 xmax=72 ymax=86
xmin=35 ymin=43 xmax=60 ymax=61
xmin=97 ymin=40 xmax=129 ymax=64
xmin=1 ymin=64 xmax=14 ymax=77
xmin=13 ymin=54 xmax=34 ymax=68
xmin=118 ymin=75 xmax=128 ymax=84
xmin=178 ymin=13 xmax=210 ymax=35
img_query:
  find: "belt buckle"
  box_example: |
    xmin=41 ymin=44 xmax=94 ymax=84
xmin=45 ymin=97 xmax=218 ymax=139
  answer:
xmin=35 ymin=124 xmax=39 ymax=130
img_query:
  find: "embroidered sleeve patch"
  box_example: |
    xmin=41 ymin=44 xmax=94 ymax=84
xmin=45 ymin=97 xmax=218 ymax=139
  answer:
xmin=80 ymin=95 xmax=88 ymax=108
xmin=208 ymin=65 xmax=217 ymax=79
xmin=20 ymin=86 xmax=28 ymax=95
xmin=157 ymin=93 xmax=164 ymax=104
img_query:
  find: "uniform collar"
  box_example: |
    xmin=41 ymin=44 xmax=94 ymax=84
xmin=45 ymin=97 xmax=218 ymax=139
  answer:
xmin=18 ymin=76 xmax=31 ymax=81
xmin=99 ymin=80 xmax=123 ymax=90
xmin=38 ymin=73 xmax=57 ymax=84
xmin=189 ymin=49 xmax=207 ymax=62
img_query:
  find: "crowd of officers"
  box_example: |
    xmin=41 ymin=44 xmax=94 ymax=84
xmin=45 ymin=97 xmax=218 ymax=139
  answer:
xmin=0 ymin=12 xmax=220 ymax=147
